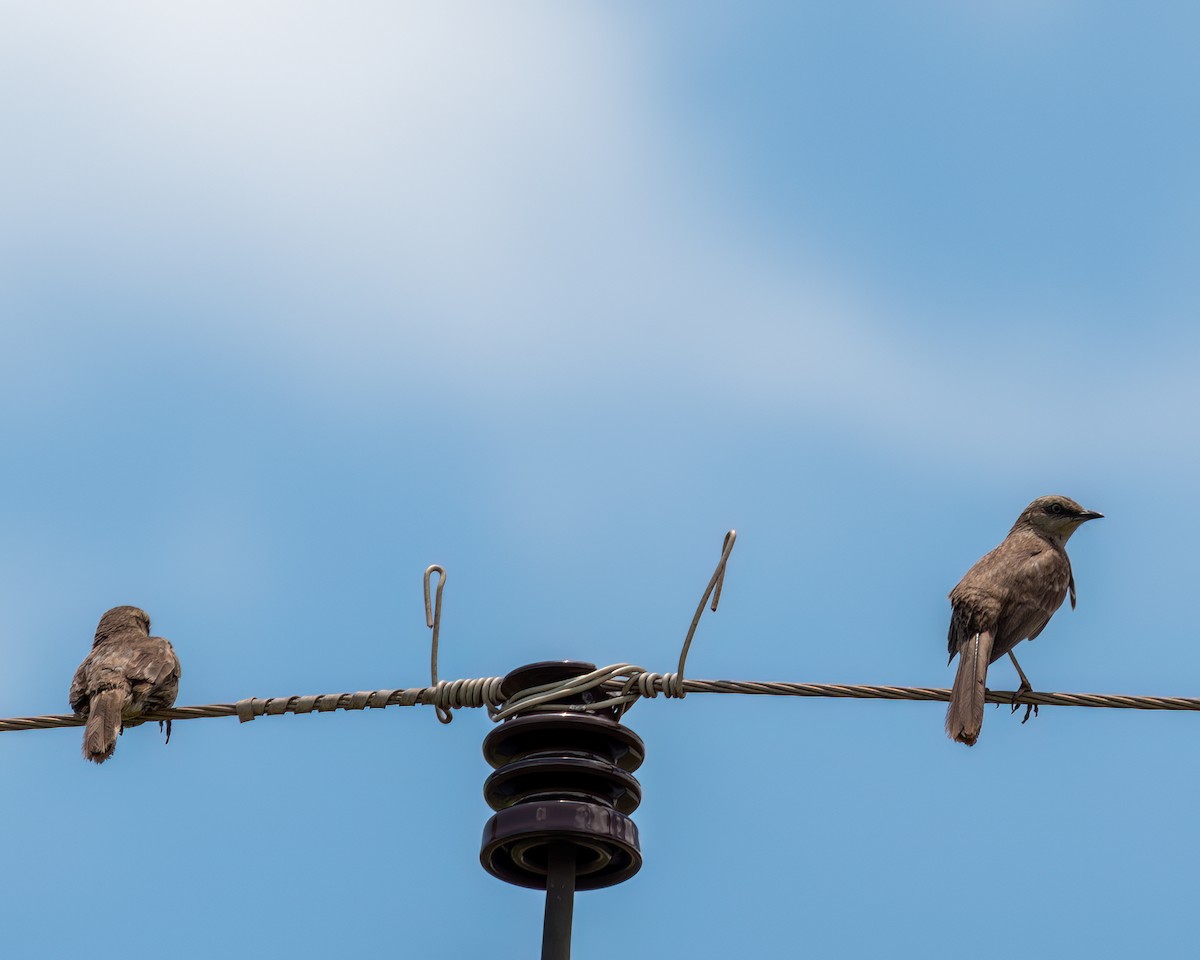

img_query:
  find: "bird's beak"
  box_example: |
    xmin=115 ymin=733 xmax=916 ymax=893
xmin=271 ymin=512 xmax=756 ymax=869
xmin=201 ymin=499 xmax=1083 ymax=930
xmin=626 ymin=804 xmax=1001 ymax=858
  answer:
xmin=1077 ymin=510 xmax=1104 ymax=522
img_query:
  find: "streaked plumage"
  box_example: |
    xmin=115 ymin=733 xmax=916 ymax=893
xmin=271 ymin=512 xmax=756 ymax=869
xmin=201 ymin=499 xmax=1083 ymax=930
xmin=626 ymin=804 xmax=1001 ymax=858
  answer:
xmin=945 ymin=496 xmax=1102 ymax=746
xmin=69 ymin=606 xmax=181 ymax=763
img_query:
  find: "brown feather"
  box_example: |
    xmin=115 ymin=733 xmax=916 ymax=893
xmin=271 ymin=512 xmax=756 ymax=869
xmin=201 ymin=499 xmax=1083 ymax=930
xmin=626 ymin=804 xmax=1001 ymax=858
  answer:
xmin=70 ymin=606 xmax=181 ymax=763
xmin=944 ymin=495 xmax=1101 ymax=745
xmin=83 ymin=687 xmax=125 ymax=763
xmin=945 ymin=629 xmax=993 ymax=746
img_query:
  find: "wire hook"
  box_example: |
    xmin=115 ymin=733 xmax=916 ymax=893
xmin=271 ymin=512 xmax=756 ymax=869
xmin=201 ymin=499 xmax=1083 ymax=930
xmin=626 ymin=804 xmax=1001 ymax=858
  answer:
xmin=676 ymin=530 xmax=737 ymax=687
xmin=424 ymin=564 xmax=452 ymax=724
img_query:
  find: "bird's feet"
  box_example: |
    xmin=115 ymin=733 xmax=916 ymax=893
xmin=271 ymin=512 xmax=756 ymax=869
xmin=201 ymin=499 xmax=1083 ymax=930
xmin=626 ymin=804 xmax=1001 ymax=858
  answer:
xmin=1010 ymin=681 xmax=1038 ymax=724
xmin=158 ymin=719 xmax=173 ymax=744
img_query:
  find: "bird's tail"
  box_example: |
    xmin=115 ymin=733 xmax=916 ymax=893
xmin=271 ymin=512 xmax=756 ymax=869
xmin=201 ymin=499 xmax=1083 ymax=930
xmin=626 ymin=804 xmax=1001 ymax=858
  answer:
xmin=945 ymin=630 xmax=994 ymax=746
xmin=83 ymin=687 xmax=127 ymax=764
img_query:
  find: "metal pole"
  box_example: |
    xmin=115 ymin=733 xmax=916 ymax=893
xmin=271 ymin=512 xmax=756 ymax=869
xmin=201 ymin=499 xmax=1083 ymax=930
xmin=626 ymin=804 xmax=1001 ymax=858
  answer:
xmin=541 ymin=842 xmax=576 ymax=960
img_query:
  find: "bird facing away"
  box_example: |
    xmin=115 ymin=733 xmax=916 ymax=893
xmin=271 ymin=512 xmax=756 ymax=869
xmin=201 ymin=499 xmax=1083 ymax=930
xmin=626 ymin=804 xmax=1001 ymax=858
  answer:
xmin=945 ymin=495 xmax=1102 ymax=746
xmin=69 ymin=606 xmax=181 ymax=764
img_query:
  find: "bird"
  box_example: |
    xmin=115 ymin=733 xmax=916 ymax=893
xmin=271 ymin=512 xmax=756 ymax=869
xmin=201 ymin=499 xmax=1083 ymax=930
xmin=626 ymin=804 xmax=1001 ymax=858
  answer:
xmin=69 ymin=606 xmax=181 ymax=763
xmin=945 ymin=495 xmax=1102 ymax=746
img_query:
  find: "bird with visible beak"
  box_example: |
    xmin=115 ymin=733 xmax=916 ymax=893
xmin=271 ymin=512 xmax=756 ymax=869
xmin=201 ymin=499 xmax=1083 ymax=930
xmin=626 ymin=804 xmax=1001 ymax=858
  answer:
xmin=945 ymin=495 xmax=1103 ymax=746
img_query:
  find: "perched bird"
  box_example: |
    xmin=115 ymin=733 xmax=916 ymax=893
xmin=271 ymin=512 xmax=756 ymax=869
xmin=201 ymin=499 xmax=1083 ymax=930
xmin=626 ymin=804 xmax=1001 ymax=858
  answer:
xmin=945 ymin=495 xmax=1102 ymax=746
xmin=69 ymin=606 xmax=181 ymax=763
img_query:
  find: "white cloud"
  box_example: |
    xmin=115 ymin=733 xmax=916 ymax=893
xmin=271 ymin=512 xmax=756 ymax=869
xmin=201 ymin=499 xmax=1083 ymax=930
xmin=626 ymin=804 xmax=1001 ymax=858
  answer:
xmin=1 ymin=1 xmax=1197 ymax=467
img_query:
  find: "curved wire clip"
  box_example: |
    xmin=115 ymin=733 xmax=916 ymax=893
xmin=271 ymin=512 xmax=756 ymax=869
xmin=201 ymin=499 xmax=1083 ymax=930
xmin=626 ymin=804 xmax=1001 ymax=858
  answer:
xmin=675 ymin=530 xmax=737 ymax=692
xmin=424 ymin=564 xmax=452 ymax=724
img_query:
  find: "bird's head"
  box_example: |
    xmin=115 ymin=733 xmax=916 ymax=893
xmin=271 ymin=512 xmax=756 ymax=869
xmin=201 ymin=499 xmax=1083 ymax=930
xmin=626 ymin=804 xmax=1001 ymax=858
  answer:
xmin=1014 ymin=495 xmax=1103 ymax=545
xmin=94 ymin=605 xmax=151 ymax=643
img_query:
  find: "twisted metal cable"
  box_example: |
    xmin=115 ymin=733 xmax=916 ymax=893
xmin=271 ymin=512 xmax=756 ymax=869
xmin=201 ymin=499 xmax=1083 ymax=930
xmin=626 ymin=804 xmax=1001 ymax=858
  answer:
xmin=4 ymin=672 xmax=1200 ymax=734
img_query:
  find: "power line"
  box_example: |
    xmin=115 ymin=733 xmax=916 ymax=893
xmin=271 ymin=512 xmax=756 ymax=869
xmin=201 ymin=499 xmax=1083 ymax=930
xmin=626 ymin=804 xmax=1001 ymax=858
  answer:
xmin=3 ymin=669 xmax=1198 ymax=735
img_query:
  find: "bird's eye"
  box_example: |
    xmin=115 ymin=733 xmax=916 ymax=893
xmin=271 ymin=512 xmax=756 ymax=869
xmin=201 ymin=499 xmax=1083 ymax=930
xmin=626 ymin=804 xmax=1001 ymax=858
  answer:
xmin=1049 ymin=503 xmax=1063 ymax=515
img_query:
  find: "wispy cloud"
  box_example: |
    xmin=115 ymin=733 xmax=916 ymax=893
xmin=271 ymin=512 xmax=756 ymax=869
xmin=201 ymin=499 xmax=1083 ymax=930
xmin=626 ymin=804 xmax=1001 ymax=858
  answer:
xmin=2 ymin=1 xmax=1196 ymax=469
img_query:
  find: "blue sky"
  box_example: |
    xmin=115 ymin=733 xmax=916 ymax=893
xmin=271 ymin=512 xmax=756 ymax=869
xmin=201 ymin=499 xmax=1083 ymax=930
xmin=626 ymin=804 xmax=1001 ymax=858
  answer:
xmin=2 ymin=2 xmax=1198 ymax=956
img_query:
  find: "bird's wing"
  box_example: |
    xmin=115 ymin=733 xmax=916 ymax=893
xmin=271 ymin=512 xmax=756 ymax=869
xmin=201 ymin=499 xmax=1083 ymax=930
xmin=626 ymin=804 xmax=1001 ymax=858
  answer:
xmin=947 ymin=592 xmax=1002 ymax=660
xmin=124 ymin=637 xmax=180 ymax=686
xmin=123 ymin=636 xmax=181 ymax=715
xmin=948 ymin=545 xmax=1007 ymax=658
xmin=68 ymin=657 xmax=90 ymax=714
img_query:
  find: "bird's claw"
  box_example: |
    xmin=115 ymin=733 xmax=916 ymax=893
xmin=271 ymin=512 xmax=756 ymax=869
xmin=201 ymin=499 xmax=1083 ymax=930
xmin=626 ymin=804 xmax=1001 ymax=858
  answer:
xmin=159 ymin=719 xmax=172 ymax=745
xmin=1011 ymin=682 xmax=1038 ymax=724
